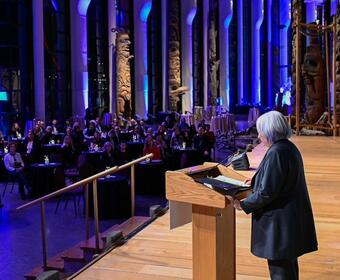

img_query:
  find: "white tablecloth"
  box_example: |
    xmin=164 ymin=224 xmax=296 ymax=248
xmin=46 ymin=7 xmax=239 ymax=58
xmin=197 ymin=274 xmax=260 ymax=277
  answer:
xmin=211 ymin=114 xmax=236 ymax=134
xmin=248 ymin=108 xmax=260 ymax=124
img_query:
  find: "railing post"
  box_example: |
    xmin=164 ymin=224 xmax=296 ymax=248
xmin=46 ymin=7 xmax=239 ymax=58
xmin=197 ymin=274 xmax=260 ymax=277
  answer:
xmin=85 ymin=183 xmax=90 ymax=241
xmin=131 ymin=164 xmax=135 ymax=216
xmin=40 ymin=201 xmax=47 ymax=269
xmin=93 ymin=179 xmax=100 ymax=252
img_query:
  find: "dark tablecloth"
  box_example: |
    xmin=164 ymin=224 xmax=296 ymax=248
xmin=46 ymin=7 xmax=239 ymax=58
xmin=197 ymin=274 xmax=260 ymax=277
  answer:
xmin=127 ymin=141 xmax=144 ymax=160
xmin=135 ymin=160 xmax=165 ymax=196
xmin=82 ymin=150 xmax=104 ymax=173
xmin=29 ymin=163 xmax=65 ymax=198
xmin=89 ymin=175 xmax=131 ymax=219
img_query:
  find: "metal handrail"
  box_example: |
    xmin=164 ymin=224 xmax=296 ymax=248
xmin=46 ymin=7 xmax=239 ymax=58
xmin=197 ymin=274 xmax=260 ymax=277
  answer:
xmin=15 ymin=153 xmax=153 ymax=269
xmin=16 ymin=153 xmax=153 ymax=211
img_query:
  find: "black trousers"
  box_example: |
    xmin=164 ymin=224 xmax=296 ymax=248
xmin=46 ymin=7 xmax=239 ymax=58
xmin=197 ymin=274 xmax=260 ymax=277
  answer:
xmin=267 ymin=259 xmax=299 ymax=280
xmin=9 ymin=171 xmax=28 ymax=198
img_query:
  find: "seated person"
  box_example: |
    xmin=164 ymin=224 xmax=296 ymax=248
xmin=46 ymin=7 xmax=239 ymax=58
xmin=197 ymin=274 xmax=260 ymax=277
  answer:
xmin=170 ymin=127 xmax=184 ymax=149
xmin=41 ymin=126 xmax=54 ymax=144
xmin=164 ymin=115 xmax=174 ymax=130
xmin=10 ymin=122 xmax=22 ymax=139
xmin=51 ymin=119 xmax=60 ymax=135
xmin=178 ymin=116 xmax=189 ymax=133
xmin=83 ymin=120 xmax=97 ymax=140
xmin=193 ymin=126 xmax=211 ymax=162
xmin=24 ymin=131 xmax=40 ymax=164
xmin=4 ymin=142 xmax=30 ymax=199
xmin=61 ymin=135 xmax=77 ymax=169
xmin=204 ymin=124 xmax=216 ymax=150
xmin=118 ymin=142 xmax=129 ymax=164
xmin=91 ymin=131 xmax=104 ymax=148
xmin=143 ymin=136 xmax=161 ymax=160
xmin=101 ymin=141 xmax=119 ymax=169
xmin=72 ymin=122 xmax=85 ymax=152
xmin=108 ymin=125 xmax=121 ymax=147
xmin=130 ymin=126 xmax=145 ymax=142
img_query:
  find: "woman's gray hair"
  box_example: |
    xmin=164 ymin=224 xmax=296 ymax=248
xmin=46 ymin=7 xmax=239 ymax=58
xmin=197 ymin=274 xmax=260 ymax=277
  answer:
xmin=256 ymin=111 xmax=292 ymax=144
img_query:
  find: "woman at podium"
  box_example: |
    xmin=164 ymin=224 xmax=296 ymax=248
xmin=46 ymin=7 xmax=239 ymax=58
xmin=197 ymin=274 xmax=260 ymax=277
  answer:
xmin=228 ymin=111 xmax=317 ymax=280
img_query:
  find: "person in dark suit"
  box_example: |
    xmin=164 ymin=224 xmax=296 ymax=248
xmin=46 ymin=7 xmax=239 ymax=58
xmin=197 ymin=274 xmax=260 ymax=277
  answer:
xmin=227 ymin=111 xmax=317 ymax=280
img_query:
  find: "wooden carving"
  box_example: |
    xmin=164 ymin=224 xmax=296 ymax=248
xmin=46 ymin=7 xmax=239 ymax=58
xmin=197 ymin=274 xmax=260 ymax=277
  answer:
xmin=168 ymin=0 xmax=188 ymax=111
xmin=302 ymin=35 xmax=324 ymax=124
xmin=208 ymin=1 xmax=220 ymax=106
xmin=336 ymin=4 xmax=340 ymax=123
xmin=115 ymin=29 xmax=133 ymax=118
xmin=291 ymin=0 xmax=302 ymax=114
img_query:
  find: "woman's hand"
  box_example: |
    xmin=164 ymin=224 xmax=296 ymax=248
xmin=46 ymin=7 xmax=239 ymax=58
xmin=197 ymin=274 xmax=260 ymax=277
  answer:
xmin=243 ymin=178 xmax=252 ymax=186
xmin=226 ymin=195 xmax=243 ymax=211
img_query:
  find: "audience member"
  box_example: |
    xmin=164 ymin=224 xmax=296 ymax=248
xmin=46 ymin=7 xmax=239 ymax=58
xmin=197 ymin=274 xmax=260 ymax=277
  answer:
xmin=143 ymin=136 xmax=161 ymax=160
xmin=101 ymin=142 xmax=119 ymax=169
xmin=3 ymin=142 xmax=30 ymax=199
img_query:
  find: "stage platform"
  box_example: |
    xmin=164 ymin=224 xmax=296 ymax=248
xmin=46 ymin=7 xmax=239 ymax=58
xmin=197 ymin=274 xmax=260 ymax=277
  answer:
xmin=74 ymin=136 xmax=340 ymax=280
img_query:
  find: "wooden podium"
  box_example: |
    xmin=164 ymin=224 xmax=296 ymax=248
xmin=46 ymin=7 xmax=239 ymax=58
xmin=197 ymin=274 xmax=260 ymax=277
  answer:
xmin=166 ymin=162 xmax=250 ymax=280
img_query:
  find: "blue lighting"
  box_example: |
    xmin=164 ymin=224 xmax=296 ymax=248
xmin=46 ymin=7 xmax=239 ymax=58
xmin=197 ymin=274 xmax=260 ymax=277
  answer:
xmin=143 ymin=74 xmax=149 ymax=113
xmin=140 ymin=1 xmax=152 ymax=23
xmin=51 ymin=0 xmax=58 ymax=11
xmin=186 ymin=8 xmax=197 ymax=25
xmin=0 ymin=91 xmax=8 ymax=101
xmin=78 ymin=0 xmax=91 ymax=16
xmin=83 ymin=72 xmax=88 ymax=109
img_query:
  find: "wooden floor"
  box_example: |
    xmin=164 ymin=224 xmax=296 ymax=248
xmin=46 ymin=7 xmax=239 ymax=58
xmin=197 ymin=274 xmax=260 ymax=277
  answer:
xmin=74 ymin=136 xmax=340 ymax=280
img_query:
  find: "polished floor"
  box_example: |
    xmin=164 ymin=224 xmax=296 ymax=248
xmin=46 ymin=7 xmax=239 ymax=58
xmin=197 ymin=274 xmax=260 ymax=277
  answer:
xmin=74 ymin=136 xmax=340 ymax=280
xmin=0 ymin=188 xmax=166 ymax=280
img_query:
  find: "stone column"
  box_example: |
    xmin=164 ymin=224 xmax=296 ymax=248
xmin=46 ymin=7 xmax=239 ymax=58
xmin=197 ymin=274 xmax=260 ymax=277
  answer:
xmin=203 ymin=0 xmax=209 ymax=109
xmin=181 ymin=0 xmax=197 ymax=113
xmin=237 ymin=0 xmax=243 ymax=104
xmin=219 ymin=0 xmax=233 ymax=111
xmin=32 ymin=0 xmax=45 ymax=120
xmin=161 ymin=0 xmax=168 ymax=111
xmin=134 ymin=0 xmax=152 ymax=119
xmin=251 ymin=0 xmax=264 ymax=105
xmin=108 ymin=0 xmax=117 ymax=114
xmin=280 ymin=0 xmax=291 ymax=87
xmin=70 ymin=0 xmax=91 ymax=118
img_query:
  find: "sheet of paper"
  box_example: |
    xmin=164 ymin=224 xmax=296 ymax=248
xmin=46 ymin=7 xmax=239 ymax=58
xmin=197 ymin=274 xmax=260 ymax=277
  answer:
xmin=214 ymin=175 xmax=249 ymax=187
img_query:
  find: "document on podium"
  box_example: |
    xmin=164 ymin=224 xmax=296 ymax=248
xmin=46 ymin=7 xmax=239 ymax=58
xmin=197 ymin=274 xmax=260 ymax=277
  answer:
xmin=194 ymin=175 xmax=251 ymax=196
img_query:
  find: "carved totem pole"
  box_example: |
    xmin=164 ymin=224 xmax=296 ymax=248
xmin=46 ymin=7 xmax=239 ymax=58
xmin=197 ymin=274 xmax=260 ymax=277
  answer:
xmin=115 ymin=29 xmax=133 ymax=118
xmin=168 ymin=0 xmax=188 ymax=111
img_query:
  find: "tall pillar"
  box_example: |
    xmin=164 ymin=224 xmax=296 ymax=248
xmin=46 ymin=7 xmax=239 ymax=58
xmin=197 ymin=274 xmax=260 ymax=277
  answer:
xmin=108 ymin=0 xmax=117 ymax=114
xmin=267 ymin=0 xmax=273 ymax=107
xmin=280 ymin=0 xmax=291 ymax=87
xmin=251 ymin=0 xmax=264 ymax=105
xmin=203 ymin=0 xmax=209 ymax=109
xmin=161 ymin=0 xmax=168 ymax=111
xmin=32 ymin=0 xmax=45 ymax=120
xmin=181 ymin=0 xmax=197 ymax=113
xmin=134 ymin=0 xmax=152 ymax=119
xmin=219 ymin=0 xmax=233 ymax=111
xmin=237 ymin=0 xmax=243 ymax=104
xmin=70 ymin=0 xmax=91 ymax=118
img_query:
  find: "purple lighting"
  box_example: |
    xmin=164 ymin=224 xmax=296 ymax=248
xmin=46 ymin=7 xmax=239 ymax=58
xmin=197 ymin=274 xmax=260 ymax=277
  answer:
xmin=186 ymin=8 xmax=197 ymax=25
xmin=78 ymin=0 xmax=91 ymax=16
xmin=140 ymin=1 xmax=152 ymax=22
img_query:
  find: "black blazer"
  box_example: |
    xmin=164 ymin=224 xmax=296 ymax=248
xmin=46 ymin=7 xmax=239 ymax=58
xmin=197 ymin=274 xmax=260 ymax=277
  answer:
xmin=240 ymin=139 xmax=318 ymax=260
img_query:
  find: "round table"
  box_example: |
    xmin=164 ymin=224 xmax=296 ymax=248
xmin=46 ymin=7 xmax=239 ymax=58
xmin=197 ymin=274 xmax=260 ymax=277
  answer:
xmin=29 ymin=163 xmax=65 ymax=198
xmin=82 ymin=150 xmax=104 ymax=173
xmin=211 ymin=114 xmax=236 ymax=134
xmin=172 ymin=147 xmax=200 ymax=169
xmin=135 ymin=160 xmax=165 ymax=196
xmin=127 ymin=141 xmax=144 ymax=160
xmin=89 ymin=175 xmax=131 ymax=219
xmin=248 ymin=107 xmax=260 ymax=124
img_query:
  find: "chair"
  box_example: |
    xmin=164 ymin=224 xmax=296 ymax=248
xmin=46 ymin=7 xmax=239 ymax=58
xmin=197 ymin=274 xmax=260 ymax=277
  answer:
xmin=2 ymin=172 xmax=18 ymax=198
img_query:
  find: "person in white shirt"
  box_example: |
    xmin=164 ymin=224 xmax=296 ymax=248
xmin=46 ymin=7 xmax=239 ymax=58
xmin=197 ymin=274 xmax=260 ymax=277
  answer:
xmin=4 ymin=142 xmax=30 ymax=199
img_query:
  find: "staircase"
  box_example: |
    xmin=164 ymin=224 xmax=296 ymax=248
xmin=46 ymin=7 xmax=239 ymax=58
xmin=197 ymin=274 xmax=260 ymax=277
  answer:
xmin=24 ymin=216 xmax=149 ymax=280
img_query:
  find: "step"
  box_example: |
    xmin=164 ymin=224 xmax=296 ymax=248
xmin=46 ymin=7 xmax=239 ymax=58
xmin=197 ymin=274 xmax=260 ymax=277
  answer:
xmin=101 ymin=216 xmax=149 ymax=243
xmin=60 ymin=245 xmax=85 ymax=263
xmin=24 ymin=256 xmax=64 ymax=280
xmin=79 ymin=236 xmax=105 ymax=252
